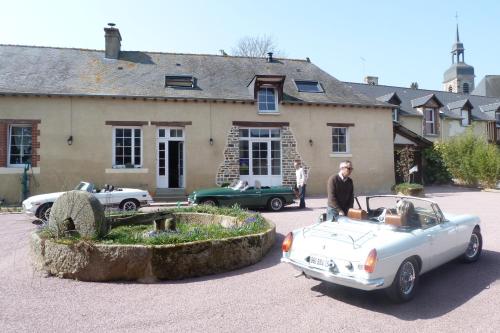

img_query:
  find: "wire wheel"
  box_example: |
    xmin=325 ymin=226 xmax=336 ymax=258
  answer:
xmin=269 ymin=197 xmax=283 ymax=211
xmin=122 ymin=200 xmax=138 ymax=211
xmin=465 ymin=233 xmax=480 ymax=259
xmin=399 ymin=261 xmax=416 ymax=296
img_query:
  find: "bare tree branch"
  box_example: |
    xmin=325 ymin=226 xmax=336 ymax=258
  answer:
xmin=231 ymin=35 xmax=285 ymax=58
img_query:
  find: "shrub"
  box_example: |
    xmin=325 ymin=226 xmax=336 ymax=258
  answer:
xmin=437 ymin=130 xmax=500 ymax=188
xmin=396 ymin=146 xmax=414 ymax=184
xmin=422 ymin=146 xmax=452 ymax=184
xmin=393 ymin=183 xmax=424 ymax=196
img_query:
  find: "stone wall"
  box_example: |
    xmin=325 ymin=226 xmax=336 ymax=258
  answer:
xmin=215 ymin=125 xmax=308 ymax=187
xmin=215 ymin=126 xmax=240 ymax=185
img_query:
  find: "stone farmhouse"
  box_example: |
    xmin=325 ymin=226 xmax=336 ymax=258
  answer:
xmin=0 ymin=25 xmax=396 ymax=203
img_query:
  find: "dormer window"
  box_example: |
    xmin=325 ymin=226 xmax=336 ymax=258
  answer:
xmin=165 ymin=75 xmax=195 ymax=88
xmin=425 ymin=108 xmax=436 ymax=135
xmin=258 ymin=87 xmax=278 ymax=113
xmin=392 ymin=108 xmax=399 ymax=122
xmin=461 ymin=109 xmax=471 ymax=126
xmin=295 ymin=80 xmax=323 ymax=93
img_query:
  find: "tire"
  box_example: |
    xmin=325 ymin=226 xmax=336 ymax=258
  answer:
xmin=120 ymin=199 xmax=140 ymax=212
xmin=462 ymin=228 xmax=482 ymax=263
xmin=37 ymin=203 xmax=53 ymax=221
xmin=386 ymin=258 xmax=419 ymax=303
xmin=200 ymin=198 xmax=218 ymax=206
xmin=268 ymin=197 xmax=284 ymax=211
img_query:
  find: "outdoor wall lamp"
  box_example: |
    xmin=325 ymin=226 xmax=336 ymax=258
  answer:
xmin=209 ymin=138 xmax=214 ymax=145
xmin=309 ymin=139 xmax=313 ymax=146
xmin=67 ymin=135 xmax=73 ymax=146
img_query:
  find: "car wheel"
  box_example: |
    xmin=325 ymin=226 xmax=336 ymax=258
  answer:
xmin=120 ymin=199 xmax=139 ymax=212
xmin=386 ymin=258 xmax=419 ymax=303
xmin=268 ymin=197 xmax=284 ymax=211
xmin=462 ymin=228 xmax=482 ymax=263
xmin=200 ymin=198 xmax=218 ymax=206
xmin=37 ymin=203 xmax=53 ymax=221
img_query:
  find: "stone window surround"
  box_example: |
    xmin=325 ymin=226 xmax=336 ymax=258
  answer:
xmin=216 ymin=121 xmax=308 ymax=187
xmin=0 ymin=119 xmax=41 ymax=168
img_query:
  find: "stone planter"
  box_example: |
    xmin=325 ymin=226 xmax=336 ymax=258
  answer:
xmin=31 ymin=214 xmax=275 ymax=282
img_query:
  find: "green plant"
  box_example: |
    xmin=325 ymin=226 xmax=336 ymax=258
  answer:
xmin=422 ymin=146 xmax=452 ymax=184
xmin=437 ymin=130 xmax=500 ymax=187
xmin=396 ymin=146 xmax=415 ymax=184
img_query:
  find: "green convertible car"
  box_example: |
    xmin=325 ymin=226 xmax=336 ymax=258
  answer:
xmin=187 ymin=180 xmax=296 ymax=211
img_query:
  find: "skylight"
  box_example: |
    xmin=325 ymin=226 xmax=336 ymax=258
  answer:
xmin=295 ymin=80 xmax=323 ymax=93
xmin=165 ymin=75 xmax=196 ymax=88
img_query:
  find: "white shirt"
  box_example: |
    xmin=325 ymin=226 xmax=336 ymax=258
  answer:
xmin=296 ymin=167 xmax=306 ymax=186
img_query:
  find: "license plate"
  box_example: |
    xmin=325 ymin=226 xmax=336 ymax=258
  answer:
xmin=309 ymin=255 xmax=330 ymax=269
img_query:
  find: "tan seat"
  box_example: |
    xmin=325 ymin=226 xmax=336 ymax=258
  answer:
xmin=385 ymin=213 xmax=403 ymax=227
xmin=347 ymin=208 xmax=368 ymax=220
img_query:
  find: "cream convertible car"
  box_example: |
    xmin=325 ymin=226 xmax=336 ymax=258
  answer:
xmin=281 ymin=195 xmax=482 ymax=302
xmin=23 ymin=181 xmax=154 ymax=220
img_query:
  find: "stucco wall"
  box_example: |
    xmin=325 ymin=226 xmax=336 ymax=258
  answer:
xmin=0 ymin=96 xmax=395 ymax=203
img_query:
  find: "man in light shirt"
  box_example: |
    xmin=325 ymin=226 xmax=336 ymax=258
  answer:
xmin=294 ymin=160 xmax=307 ymax=209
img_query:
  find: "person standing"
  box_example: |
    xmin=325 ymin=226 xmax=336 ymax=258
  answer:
xmin=327 ymin=161 xmax=354 ymax=220
xmin=294 ymin=160 xmax=307 ymax=209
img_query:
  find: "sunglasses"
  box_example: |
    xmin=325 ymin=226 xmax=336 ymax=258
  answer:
xmin=343 ymin=167 xmax=354 ymax=171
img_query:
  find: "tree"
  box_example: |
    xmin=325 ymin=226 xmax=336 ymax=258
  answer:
xmin=231 ymin=35 xmax=284 ymax=58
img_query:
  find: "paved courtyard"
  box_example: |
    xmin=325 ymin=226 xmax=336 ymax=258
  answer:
xmin=1 ymin=186 xmax=499 ymax=332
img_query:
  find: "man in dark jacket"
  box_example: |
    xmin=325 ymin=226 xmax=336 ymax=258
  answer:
xmin=327 ymin=161 xmax=354 ymax=221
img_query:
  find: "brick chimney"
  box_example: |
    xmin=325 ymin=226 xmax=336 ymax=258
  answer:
xmin=364 ymin=76 xmax=378 ymax=85
xmin=104 ymin=23 xmax=121 ymax=59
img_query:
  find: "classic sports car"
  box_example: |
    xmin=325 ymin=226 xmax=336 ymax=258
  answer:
xmin=188 ymin=180 xmax=296 ymax=211
xmin=22 ymin=181 xmax=154 ymax=220
xmin=281 ymin=195 xmax=482 ymax=302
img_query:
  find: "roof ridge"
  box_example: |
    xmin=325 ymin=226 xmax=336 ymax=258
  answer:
xmin=0 ymin=43 xmax=310 ymax=62
xmin=344 ymin=81 xmax=500 ymax=101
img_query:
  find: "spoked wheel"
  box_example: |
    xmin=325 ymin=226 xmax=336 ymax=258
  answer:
xmin=462 ymin=228 xmax=482 ymax=263
xmin=268 ymin=197 xmax=284 ymax=211
xmin=37 ymin=203 xmax=53 ymax=221
xmin=386 ymin=258 xmax=419 ymax=303
xmin=200 ymin=199 xmax=218 ymax=206
xmin=120 ymin=199 xmax=139 ymax=212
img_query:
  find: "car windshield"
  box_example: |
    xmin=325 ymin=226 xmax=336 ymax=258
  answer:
xmin=365 ymin=196 xmax=443 ymax=229
xmin=74 ymin=182 xmax=94 ymax=193
xmin=229 ymin=180 xmax=248 ymax=190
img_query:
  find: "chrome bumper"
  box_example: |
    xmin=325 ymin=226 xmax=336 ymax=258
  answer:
xmin=281 ymin=257 xmax=385 ymax=291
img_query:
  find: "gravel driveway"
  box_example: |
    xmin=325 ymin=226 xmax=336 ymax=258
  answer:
xmin=1 ymin=186 xmax=499 ymax=333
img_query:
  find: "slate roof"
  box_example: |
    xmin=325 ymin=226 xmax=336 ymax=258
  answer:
xmin=345 ymin=82 xmax=500 ymax=122
xmin=473 ymin=75 xmax=500 ymax=98
xmin=410 ymin=94 xmax=443 ymax=108
xmin=443 ymin=63 xmax=475 ymax=82
xmin=0 ymin=44 xmax=389 ymax=108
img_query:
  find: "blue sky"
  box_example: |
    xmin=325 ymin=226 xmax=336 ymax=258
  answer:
xmin=1 ymin=0 xmax=498 ymax=90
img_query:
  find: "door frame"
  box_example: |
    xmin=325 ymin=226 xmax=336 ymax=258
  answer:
xmin=156 ymin=127 xmax=185 ymax=189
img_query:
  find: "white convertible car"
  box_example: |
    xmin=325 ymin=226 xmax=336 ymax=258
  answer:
xmin=23 ymin=181 xmax=154 ymax=220
xmin=281 ymin=195 xmax=482 ymax=302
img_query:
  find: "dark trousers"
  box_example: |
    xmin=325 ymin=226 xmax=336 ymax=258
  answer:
xmin=298 ymin=184 xmax=306 ymax=208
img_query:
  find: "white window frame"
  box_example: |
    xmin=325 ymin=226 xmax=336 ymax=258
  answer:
xmin=425 ymin=108 xmax=436 ymax=135
xmin=392 ymin=108 xmax=399 ymax=122
xmin=238 ymin=128 xmax=282 ymax=177
xmin=112 ymin=126 xmax=143 ymax=168
xmin=461 ymin=109 xmax=470 ymax=127
xmin=331 ymin=127 xmax=350 ymax=154
xmin=257 ymin=86 xmax=279 ymax=114
xmin=7 ymin=124 xmax=32 ymax=167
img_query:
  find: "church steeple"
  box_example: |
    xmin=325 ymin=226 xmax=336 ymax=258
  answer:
xmin=443 ymin=23 xmax=475 ymax=94
xmin=451 ymin=24 xmax=465 ymax=64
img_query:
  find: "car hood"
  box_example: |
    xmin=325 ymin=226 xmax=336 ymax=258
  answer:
xmin=23 ymin=192 xmax=65 ymax=204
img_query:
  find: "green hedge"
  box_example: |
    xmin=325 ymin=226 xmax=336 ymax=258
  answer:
xmin=436 ymin=130 xmax=500 ymax=188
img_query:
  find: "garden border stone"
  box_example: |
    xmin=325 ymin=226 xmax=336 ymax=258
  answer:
xmin=31 ymin=214 xmax=275 ymax=282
